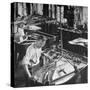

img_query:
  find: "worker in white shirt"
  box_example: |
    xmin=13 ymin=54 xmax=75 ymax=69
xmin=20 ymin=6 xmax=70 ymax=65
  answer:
xmin=21 ymin=36 xmax=46 ymax=80
xmin=14 ymin=23 xmax=27 ymax=43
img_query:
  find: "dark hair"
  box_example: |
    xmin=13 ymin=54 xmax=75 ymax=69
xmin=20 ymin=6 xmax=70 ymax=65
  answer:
xmin=37 ymin=36 xmax=46 ymax=41
xmin=18 ymin=23 xmax=25 ymax=28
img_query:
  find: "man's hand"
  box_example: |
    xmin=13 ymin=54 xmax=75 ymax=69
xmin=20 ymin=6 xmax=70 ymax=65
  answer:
xmin=30 ymin=76 xmax=38 ymax=82
xmin=25 ymin=65 xmax=32 ymax=78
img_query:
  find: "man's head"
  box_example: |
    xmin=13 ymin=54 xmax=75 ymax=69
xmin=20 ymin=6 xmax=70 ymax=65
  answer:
xmin=18 ymin=23 xmax=25 ymax=28
xmin=36 ymin=36 xmax=47 ymax=48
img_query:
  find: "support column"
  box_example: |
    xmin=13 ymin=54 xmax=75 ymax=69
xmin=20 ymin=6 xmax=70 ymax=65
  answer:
xmin=61 ymin=6 xmax=64 ymax=23
xmin=49 ymin=4 xmax=52 ymax=18
xmin=30 ymin=4 xmax=33 ymax=15
xmin=56 ymin=6 xmax=61 ymax=22
xmin=37 ymin=4 xmax=43 ymax=15
xmin=18 ymin=3 xmax=23 ymax=17
xmin=52 ymin=5 xmax=55 ymax=19
xmin=23 ymin=3 xmax=27 ymax=16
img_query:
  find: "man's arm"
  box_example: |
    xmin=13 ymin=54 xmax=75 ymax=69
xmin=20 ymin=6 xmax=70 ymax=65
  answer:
xmin=24 ymin=64 xmax=32 ymax=78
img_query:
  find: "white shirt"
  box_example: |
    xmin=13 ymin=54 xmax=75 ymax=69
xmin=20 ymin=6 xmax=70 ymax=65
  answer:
xmin=14 ymin=27 xmax=25 ymax=43
xmin=18 ymin=27 xmax=25 ymax=36
xmin=22 ymin=43 xmax=42 ymax=67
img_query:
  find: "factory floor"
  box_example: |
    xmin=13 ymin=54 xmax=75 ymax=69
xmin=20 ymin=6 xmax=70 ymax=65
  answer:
xmin=12 ymin=23 xmax=88 ymax=87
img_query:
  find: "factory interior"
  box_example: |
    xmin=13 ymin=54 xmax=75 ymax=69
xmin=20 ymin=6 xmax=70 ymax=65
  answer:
xmin=11 ymin=2 xmax=88 ymax=87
